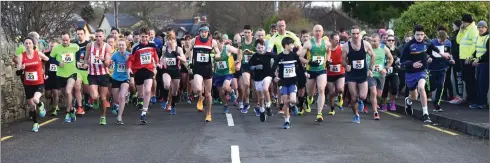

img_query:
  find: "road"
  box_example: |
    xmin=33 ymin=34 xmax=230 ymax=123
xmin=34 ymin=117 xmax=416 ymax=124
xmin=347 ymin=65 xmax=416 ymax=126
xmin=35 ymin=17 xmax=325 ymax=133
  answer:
xmin=2 ymin=102 xmax=489 ymax=163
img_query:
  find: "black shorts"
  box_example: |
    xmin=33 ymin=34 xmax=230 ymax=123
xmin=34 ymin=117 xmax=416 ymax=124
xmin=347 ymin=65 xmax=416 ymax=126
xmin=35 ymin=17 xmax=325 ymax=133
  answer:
xmin=24 ymin=84 xmax=44 ymax=99
xmin=88 ymin=74 xmax=110 ymax=87
xmin=297 ymin=71 xmax=306 ymax=89
xmin=192 ymin=65 xmax=213 ymax=80
xmin=234 ymin=69 xmax=242 ymax=78
xmin=58 ymin=73 xmax=78 ymax=88
xmin=130 ymin=72 xmax=135 ymax=78
xmin=45 ymin=75 xmax=59 ymax=90
xmin=111 ymin=79 xmax=129 ymax=88
xmin=307 ymin=70 xmax=326 ymax=79
xmin=163 ymin=69 xmax=180 ymax=79
xmin=327 ymin=74 xmax=345 ymax=83
xmin=134 ymin=68 xmax=155 ymax=85
xmin=180 ymin=64 xmax=189 ymax=73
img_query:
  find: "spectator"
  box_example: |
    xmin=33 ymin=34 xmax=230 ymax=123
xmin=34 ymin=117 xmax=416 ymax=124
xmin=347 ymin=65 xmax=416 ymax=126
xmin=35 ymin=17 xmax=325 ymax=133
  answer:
xmin=449 ymin=20 xmax=465 ymax=104
xmin=471 ymin=20 xmax=489 ymax=108
xmin=457 ymin=14 xmax=478 ymax=107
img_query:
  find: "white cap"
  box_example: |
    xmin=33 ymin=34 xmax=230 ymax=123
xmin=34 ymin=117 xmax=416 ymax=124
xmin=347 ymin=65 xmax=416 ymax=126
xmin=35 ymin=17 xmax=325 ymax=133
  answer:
xmin=386 ymin=29 xmax=394 ymax=36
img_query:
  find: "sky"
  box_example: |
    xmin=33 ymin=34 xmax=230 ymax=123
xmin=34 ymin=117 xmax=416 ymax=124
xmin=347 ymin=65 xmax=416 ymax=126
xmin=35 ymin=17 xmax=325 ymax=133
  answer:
xmin=311 ymin=1 xmax=341 ymax=8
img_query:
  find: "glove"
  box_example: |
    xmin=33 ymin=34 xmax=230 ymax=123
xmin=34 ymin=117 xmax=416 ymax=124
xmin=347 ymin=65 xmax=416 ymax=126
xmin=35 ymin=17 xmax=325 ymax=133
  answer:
xmin=16 ymin=70 xmax=23 ymax=76
xmin=309 ymin=60 xmax=320 ymax=67
xmin=325 ymin=60 xmax=332 ymax=67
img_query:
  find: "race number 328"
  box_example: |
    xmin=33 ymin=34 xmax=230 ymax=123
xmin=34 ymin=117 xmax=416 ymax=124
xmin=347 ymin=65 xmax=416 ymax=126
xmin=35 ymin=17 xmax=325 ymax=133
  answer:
xmin=352 ymin=60 xmax=364 ymax=69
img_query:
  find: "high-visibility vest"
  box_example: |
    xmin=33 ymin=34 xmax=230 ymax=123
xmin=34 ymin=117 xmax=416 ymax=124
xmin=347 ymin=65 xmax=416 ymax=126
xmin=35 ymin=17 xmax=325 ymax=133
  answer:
xmin=457 ymin=22 xmax=478 ymax=59
xmin=475 ymin=34 xmax=489 ymax=58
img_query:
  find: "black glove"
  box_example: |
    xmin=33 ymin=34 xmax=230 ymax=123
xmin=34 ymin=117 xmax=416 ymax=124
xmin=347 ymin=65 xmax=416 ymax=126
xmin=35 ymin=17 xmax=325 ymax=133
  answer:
xmin=16 ymin=70 xmax=23 ymax=76
xmin=309 ymin=60 xmax=320 ymax=67
xmin=325 ymin=60 xmax=332 ymax=67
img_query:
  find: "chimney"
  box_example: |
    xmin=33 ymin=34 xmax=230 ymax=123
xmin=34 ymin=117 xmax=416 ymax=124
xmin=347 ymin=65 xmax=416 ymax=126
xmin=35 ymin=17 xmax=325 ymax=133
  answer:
xmin=201 ymin=16 xmax=207 ymax=22
xmin=193 ymin=17 xmax=200 ymax=24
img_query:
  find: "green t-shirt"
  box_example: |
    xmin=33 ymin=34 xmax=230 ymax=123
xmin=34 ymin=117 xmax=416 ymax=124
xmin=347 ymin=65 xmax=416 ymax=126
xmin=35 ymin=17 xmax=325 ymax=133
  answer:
xmin=50 ymin=43 xmax=80 ymax=78
xmin=267 ymin=31 xmax=301 ymax=54
xmin=367 ymin=45 xmax=386 ymax=78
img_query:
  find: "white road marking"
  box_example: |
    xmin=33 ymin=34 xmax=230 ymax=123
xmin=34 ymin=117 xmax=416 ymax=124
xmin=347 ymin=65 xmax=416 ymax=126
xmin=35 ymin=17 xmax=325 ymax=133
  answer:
xmin=226 ymin=113 xmax=234 ymax=127
xmin=231 ymin=145 xmax=241 ymax=163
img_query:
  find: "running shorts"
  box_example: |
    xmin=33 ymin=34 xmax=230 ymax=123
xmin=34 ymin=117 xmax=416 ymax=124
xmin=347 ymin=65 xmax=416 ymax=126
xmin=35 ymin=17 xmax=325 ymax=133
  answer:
xmin=213 ymin=74 xmax=233 ymax=87
xmin=58 ymin=73 xmax=78 ymax=89
xmin=327 ymin=74 xmax=345 ymax=83
xmin=88 ymin=74 xmax=110 ymax=87
xmin=280 ymin=84 xmax=297 ymax=95
xmin=254 ymin=76 xmax=272 ymax=91
xmin=111 ymin=79 xmax=129 ymax=88
xmin=368 ymin=76 xmax=386 ymax=90
xmin=134 ymin=68 xmax=155 ymax=85
xmin=405 ymin=71 xmax=427 ymax=91
xmin=24 ymin=84 xmax=44 ymax=99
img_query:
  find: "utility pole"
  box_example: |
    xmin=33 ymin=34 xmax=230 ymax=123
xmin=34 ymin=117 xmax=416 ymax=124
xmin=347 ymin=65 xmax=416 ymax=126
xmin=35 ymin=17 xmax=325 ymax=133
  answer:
xmin=114 ymin=1 xmax=119 ymax=28
xmin=274 ymin=1 xmax=279 ymax=14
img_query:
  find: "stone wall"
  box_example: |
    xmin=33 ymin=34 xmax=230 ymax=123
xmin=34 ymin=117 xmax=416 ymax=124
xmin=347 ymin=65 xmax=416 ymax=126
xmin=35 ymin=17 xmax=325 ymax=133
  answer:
xmin=0 ymin=43 xmax=29 ymax=126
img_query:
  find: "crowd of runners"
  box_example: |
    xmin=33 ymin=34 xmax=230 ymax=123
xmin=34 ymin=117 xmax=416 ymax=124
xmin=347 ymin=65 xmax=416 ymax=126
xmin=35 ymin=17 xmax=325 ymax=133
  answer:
xmin=12 ymin=13 xmax=489 ymax=132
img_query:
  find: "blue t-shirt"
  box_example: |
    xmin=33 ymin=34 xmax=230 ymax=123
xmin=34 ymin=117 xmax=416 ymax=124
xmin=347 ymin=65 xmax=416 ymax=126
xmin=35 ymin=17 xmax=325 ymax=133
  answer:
xmin=111 ymin=51 xmax=131 ymax=81
xmin=428 ymin=39 xmax=452 ymax=71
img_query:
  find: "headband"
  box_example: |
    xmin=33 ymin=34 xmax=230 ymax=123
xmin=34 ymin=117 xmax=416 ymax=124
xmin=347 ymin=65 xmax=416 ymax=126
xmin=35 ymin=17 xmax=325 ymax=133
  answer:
xmin=199 ymin=26 xmax=210 ymax=32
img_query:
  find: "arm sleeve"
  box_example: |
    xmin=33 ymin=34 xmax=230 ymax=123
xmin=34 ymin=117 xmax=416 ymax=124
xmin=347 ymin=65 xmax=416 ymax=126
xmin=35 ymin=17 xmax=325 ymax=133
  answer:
xmin=152 ymin=48 xmax=159 ymax=65
xmin=127 ymin=51 xmax=134 ymax=69
xmin=49 ymin=57 xmax=60 ymax=66
xmin=400 ymin=43 xmax=413 ymax=69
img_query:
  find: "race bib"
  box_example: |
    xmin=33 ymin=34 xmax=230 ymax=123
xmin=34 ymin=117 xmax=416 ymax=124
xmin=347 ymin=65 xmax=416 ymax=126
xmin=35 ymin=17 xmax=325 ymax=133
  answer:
xmin=49 ymin=64 xmax=57 ymax=71
xmin=387 ymin=67 xmax=393 ymax=74
xmin=91 ymin=56 xmax=103 ymax=65
xmin=283 ymin=64 xmax=296 ymax=78
xmin=314 ymin=56 xmax=324 ymax=65
xmin=431 ymin=46 xmax=444 ymax=58
xmin=352 ymin=60 xmax=365 ymax=69
xmin=25 ymin=71 xmax=38 ymax=81
xmin=373 ymin=65 xmax=382 ymax=72
xmin=140 ymin=52 xmax=152 ymax=65
xmin=76 ymin=61 xmax=85 ymax=69
xmin=117 ymin=64 xmax=127 ymax=72
xmin=197 ymin=53 xmax=209 ymax=62
xmin=217 ymin=61 xmax=228 ymax=69
xmin=61 ymin=53 xmax=74 ymax=63
xmin=329 ymin=64 xmax=341 ymax=72
xmin=166 ymin=58 xmax=177 ymax=66
xmin=244 ymin=55 xmax=252 ymax=63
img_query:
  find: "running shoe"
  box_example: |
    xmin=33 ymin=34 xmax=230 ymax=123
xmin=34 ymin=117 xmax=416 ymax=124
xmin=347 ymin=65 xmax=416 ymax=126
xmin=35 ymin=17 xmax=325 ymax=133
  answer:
xmin=298 ymin=106 xmax=305 ymax=115
xmin=404 ymin=97 xmax=413 ymax=116
xmin=260 ymin=110 xmax=266 ymax=122
xmin=111 ymin=105 xmax=118 ymax=115
xmin=166 ymin=103 xmax=172 ymax=111
xmin=352 ymin=115 xmax=360 ymax=123
xmin=242 ymin=103 xmax=250 ymax=114
xmin=374 ymin=112 xmax=380 ymax=120
xmin=70 ymin=112 xmax=76 ymax=122
xmin=64 ymin=113 xmax=71 ymax=123
xmin=282 ymin=121 xmax=291 ymax=129
xmin=292 ymin=106 xmax=299 ymax=116
xmin=380 ymin=104 xmax=387 ymax=112
xmin=137 ymin=103 xmax=143 ymax=111
xmin=170 ymin=106 xmax=176 ymax=115
xmin=389 ymin=101 xmax=396 ymax=111
xmin=266 ymin=107 xmax=273 ymax=116
xmin=76 ymin=106 xmax=85 ymax=115
xmin=316 ymin=113 xmax=323 ymax=122
xmin=105 ymin=101 xmax=111 ymax=109
xmin=161 ymin=101 xmax=168 ymax=109
xmin=254 ymin=107 xmax=260 ymax=116
xmin=100 ymin=117 xmax=107 ymax=125
xmin=338 ymin=106 xmax=344 ymax=111
xmin=140 ymin=114 xmax=147 ymax=124
xmin=32 ymin=123 xmax=39 ymax=132
xmin=184 ymin=92 xmax=189 ymax=101
xmin=205 ymin=114 xmax=212 ymax=122
xmin=307 ymin=96 xmax=314 ymax=105
xmin=432 ymin=105 xmax=443 ymax=112
xmin=186 ymin=99 xmax=192 ymax=104
xmin=197 ymin=97 xmax=204 ymax=112
xmin=223 ymin=106 xmax=229 ymax=114
xmin=51 ymin=109 xmax=58 ymax=116
xmin=116 ymin=117 xmax=124 ymax=125
xmin=358 ymin=100 xmax=364 ymax=112
xmin=328 ymin=109 xmax=335 ymax=115
xmin=213 ymin=98 xmax=220 ymax=104
xmin=305 ymin=103 xmax=312 ymax=113
xmin=150 ymin=96 xmax=157 ymax=104
xmin=469 ymin=104 xmax=479 ymax=109
xmin=231 ymin=93 xmax=237 ymax=103
xmin=38 ymin=102 xmax=46 ymax=118
xmin=278 ymin=110 xmax=285 ymax=114
xmin=362 ymin=105 xmax=368 ymax=114
xmin=338 ymin=94 xmax=344 ymax=107
xmin=93 ymin=99 xmax=99 ymax=110
xmin=423 ymin=114 xmax=432 ymax=123
xmin=449 ymin=96 xmax=464 ymax=104
xmin=478 ymin=105 xmax=487 ymax=109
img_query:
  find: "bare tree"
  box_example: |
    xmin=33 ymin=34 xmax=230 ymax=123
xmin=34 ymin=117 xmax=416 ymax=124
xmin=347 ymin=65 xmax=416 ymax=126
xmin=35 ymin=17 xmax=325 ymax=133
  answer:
xmin=1 ymin=1 xmax=89 ymax=42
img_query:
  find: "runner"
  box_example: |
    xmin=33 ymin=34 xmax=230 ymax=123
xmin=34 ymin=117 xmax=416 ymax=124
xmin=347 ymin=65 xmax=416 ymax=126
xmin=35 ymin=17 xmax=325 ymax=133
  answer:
xmin=272 ymin=37 xmax=309 ymax=129
xmin=365 ymin=33 xmax=393 ymax=120
xmin=129 ymin=31 xmax=140 ymax=104
xmin=106 ymin=36 xmax=117 ymax=110
xmin=250 ymin=39 xmax=275 ymax=121
xmin=296 ymin=29 xmax=310 ymax=115
xmin=150 ymin=29 xmax=163 ymax=104
xmin=428 ymin=30 xmax=454 ymax=112
xmin=17 ymin=37 xmax=49 ymax=132
xmin=111 ymin=39 xmax=131 ymax=124
xmin=299 ymin=25 xmax=331 ymax=122
xmin=84 ymin=29 xmax=113 ymax=125
xmin=186 ymin=24 xmax=221 ymax=122
xmin=212 ymin=32 xmax=240 ymax=114
xmin=180 ymin=34 xmax=193 ymax=104
xmin=128 ymin=27 xmax=160 ymax=124
xmin=159 ymin=31 xmax=188 ymax=115
xmin=50 ymin=32 xmax=80 ymax=123
xmin=232 ymin=33 xmax=242 ymax=107
xmin=74 ymin=27 xmax=91 ymax=115
xmin=326 ymin=33 xmax=345 ymax=116
xmin=401 ymin=25 xmax=450 ymax=123
xmin=238 ymin=25 xmax=255 ymax=113
xmin=44 ymin=40 xmax=60 ymax=116
xmin=381 ymin=35 xmax=401 ymax=112
xmin=341 ymin=25 xmax=377 ymax=123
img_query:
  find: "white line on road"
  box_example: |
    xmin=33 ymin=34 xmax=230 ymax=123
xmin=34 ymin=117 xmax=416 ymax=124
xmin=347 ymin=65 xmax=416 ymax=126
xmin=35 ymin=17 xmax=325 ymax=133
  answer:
xmin=226 ymin=113 xmax=234 ymax=126
xmin=231 ymin=145 xmax=240 ymax=163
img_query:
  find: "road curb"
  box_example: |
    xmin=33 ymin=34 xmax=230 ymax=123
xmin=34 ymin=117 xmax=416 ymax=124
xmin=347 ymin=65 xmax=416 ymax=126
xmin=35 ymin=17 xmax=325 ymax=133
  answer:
xmin=394 ymin=104 xmax=489 ymax=139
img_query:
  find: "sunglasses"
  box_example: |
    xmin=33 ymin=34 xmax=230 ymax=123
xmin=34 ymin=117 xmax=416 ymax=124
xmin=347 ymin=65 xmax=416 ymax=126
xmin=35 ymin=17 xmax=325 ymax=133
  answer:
xmin=387 ymin=40 xmax=395 ymax=42
xmin=351 ymin=33 xmax=360 ymax=35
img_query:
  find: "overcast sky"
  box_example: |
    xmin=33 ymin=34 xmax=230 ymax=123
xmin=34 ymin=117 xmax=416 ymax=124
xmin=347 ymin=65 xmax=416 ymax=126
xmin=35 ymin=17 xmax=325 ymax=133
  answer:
xmin=311 ymin=1 xmax=341 ymax=8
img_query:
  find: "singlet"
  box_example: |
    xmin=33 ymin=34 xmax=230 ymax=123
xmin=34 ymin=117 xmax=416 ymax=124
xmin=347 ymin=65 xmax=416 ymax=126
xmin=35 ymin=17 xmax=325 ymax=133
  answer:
xmin=44 ymin=51 xmax=57 ymax=78
xmin=22 ymin=51 xmax=44 ymax=85
xmin=367 ymin=44 xmax=386 ymax=78
xmin=88 ymin=42 xmax=109 ymax=75
xmin=214 ymin=45 xmax=233 ymax=76
xmin=75 ymin=40 xmax=90 ymax=71
xmin=306 ymin=38 xmax=327 ymax=71
xmin=192 ymin=36 xmax=213 ymax=68
xmin=111 ymin=51 xmax=130 ymax=81
xmin=107 ymin=46 xmax=117 ymax=76
xmin=241 ymin=37 xmax=255 ymax=64
xmin=163 ymin=45 xmax=181 ymax=72
xmin=327 ymin=44 xmax=345 ymax=76
xmin=346 ymin=41 xmax=367 ymax=77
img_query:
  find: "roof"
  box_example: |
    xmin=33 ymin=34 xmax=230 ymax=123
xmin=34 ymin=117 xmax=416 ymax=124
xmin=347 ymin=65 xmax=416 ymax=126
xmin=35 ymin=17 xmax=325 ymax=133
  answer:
xmin=70 ymin=14 xmax=94 ymax=33
xmin=100 ymin=13 xmax=141 ymax=28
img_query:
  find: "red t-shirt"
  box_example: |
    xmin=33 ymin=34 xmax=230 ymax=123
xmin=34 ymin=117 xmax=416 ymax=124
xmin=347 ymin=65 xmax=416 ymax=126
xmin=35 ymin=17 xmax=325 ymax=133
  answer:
xmin=128 ymin=42 xmax=159 ymax=73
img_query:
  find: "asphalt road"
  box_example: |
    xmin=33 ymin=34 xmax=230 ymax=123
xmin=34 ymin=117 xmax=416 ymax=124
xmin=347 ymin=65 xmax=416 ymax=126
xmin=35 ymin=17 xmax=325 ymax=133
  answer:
xmin=1 ymin=101 xmax=489 ymax=163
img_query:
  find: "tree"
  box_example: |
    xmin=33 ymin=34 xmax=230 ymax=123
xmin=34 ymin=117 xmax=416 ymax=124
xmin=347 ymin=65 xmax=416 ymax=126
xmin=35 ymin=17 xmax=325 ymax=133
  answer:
xmin=118 ymin=1 xmax=193 ymax=30
xmin=80 ymin=4 xmax=96 ymax=23
xmin=1 ymin=1 xmax=89 ymax=42
xmin=341 ymin=2 xmax=413 ymax=27
xmin=394 ymin=2 xmax=489 ymax=39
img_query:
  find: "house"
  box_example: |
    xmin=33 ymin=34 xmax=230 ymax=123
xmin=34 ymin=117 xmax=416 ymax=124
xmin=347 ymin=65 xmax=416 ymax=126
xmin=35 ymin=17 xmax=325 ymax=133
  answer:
xmin=98 ymin=13 xmax=143 ymax=36
xmin=70 ymin=14 xmax=96 ymax=38
xmin=166 ymin=15 xmax=208 ymax=38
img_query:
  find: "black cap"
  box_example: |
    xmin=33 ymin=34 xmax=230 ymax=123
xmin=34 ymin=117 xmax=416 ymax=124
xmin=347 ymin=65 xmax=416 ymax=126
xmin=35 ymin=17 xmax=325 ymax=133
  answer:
xmin=453 ymin=20 xmax=463 ymax=28
xmin=462 ymin=14 xmax=473 ymax=23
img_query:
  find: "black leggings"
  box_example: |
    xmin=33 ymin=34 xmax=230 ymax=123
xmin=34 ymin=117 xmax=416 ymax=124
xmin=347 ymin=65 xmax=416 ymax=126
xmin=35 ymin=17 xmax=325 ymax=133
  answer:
xmin=398 ymin=70 xmax=409 ymax=97
xmin=382 ymin=75 xmax=399 ymax=98
xmin=443 ymin=66 xmax=454 ymax=99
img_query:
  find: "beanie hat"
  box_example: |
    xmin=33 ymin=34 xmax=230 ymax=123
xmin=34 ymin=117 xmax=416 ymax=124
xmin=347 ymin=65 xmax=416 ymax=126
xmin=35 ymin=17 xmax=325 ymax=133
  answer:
xmin=462 ymin=14 xmax=473 ymax=23
xmin=477 ymin=21 xmax=488 ymax=28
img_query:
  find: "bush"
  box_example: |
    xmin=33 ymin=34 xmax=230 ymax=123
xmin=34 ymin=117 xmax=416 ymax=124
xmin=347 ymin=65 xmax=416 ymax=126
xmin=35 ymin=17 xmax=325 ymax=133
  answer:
xmin=394 ymin=2 xmax=489 ymax=39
